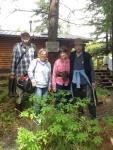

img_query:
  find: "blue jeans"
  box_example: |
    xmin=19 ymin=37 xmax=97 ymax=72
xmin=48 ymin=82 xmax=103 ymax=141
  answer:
xmin=34 ymin=87 xmax=48 ymax=115
xmin=55 ymin=83 xmax=71 ymax=110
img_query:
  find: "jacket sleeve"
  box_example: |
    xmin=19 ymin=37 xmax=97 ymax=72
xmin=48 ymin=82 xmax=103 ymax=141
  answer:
xmin=90 ymin=58 xmax=95 ymax=83
xmin=69 ymin=52 xmax=74 ymax=82
xmin=48 ymin=62 xmax=51 ymax=87
xmin=10 ymin=44 xmax=18 ymax=75
xmin=28 ymin=59 xmax=37 ymax=82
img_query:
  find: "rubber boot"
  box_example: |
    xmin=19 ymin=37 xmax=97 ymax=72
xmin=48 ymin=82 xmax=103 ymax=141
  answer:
xmin=88 ymin=104 xmax=96 ymax=119
xmin=84 ymin=85 xmax=96 ymax=119
xmin=15 ymin=103 xmax=21 ymax=119
xmin=8 ymin=78 xmax=14 ymax=97
xmin=12 ymin=78 xmax=18 ymax=97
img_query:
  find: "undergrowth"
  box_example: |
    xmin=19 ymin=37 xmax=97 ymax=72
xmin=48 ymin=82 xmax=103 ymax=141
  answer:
xmin=0 ymin=75 xmax=112 ymax=150
xmin=16 ymin=90 xmax=102 ymax=150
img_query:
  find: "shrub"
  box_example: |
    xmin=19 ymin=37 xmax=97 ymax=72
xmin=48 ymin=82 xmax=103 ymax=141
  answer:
xmin=16 ymin=90 xmax=102 ymax=150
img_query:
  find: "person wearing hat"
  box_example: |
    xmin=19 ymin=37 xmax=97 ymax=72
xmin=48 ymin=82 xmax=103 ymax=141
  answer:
xmin=52 ymin=46 xmax=70 ymax=110
xmin=69 ymin=38 xmax=96 ymax=119
xmin=9 ymin=30 xmax=37 ymax=118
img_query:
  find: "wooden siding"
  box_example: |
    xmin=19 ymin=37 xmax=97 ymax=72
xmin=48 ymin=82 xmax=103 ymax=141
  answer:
xmin=0 ymin=37 xmax=46 ymax=70
xmin=0 ymin=36 xmax=72 ymax=72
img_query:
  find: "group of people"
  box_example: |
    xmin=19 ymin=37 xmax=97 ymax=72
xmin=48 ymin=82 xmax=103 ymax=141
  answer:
xmin=9 ymin=31 xmax=96 ymax=120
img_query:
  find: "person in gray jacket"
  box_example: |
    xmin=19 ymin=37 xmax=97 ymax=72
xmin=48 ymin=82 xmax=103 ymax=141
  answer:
xmin=28 ymin=48 xmax=51 ymax=123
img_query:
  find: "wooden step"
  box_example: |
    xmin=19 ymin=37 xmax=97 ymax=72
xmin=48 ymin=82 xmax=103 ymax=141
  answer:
xmin=98 ymin=75 xmax=113 ymax=78
xmin=104 ymin=85 xmax=113 ymax=89
xmin=96 ymin=73 xmax=111 ymax=76
xmin=107 ymin=75 xmax=113 ymax=77
xmin=101 ymin=82 xmax=112 ymax=86
xmin=101 ymin=82 xmax=113 ymax=84
xmin=100 ymin=78 xmax=109 ymax=81
xmin=95 ymin=69 xmax=108 ymax=72
xmin=95 ymin=71 xmax=110 ymax=73
xmin=107 ymin=79 xmax=113 ymax=81
xmin=98 ymin=75 xmax=107 ymax=78
xmin=95 ymin=69 xmax=113 ymax=88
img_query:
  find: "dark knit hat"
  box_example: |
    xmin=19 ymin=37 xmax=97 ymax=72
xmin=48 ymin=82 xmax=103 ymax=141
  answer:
xmin=59 ymin=46 xmax=68 ymax=53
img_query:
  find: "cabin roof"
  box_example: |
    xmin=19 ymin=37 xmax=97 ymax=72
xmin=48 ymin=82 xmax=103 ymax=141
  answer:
xmin=0 ymin=30 xmax=93 ymax=43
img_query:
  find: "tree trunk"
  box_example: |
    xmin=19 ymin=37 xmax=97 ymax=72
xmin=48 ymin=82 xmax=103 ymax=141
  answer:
xmin=48 ymin=0 xmax=59 ymax=72
xmin=48 ymin=0 xmax=59 ymax=41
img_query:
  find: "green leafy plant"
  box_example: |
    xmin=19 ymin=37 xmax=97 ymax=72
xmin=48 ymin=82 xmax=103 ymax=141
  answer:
xmin=0 ymin=75 xmax=9 ymax=103
xmin=16 ymin=90 xmax=102 ymax=150
xmin=103 ymin=115 xmax=113 ymax=127
xmin=96 ymin=84 xmax=108 ymax=103
xmin=1 ymin=110 xmax=16 ymax=127
xmin=96 ymin=85 xmax=108 ymax=97
xmin=17 ymin=128 xmax=39 ymax=150
xmin=0 ymin=146 xmax=4 ymax=150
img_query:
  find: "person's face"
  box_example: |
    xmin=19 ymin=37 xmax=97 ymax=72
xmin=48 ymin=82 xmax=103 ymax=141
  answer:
xmin=60 ymin=52 xmax=67 ymax=59
xmin=39 ymin=51 xmax=47 ymax=62
xmin=74 ymin=44 xmax=83 ymax=53
xmin=21 ymin=33 xmax=30 ymax=44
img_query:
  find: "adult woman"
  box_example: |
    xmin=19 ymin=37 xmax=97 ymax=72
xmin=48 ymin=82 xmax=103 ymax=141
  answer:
xmin=28 ymin=48 xmax=51 ymax=116
xmin=52 ymin=46 xmax=70 ymax=109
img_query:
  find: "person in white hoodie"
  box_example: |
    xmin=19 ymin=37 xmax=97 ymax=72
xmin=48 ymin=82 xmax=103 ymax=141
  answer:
xmin=28 ymin=48 xmax=51 ymax=117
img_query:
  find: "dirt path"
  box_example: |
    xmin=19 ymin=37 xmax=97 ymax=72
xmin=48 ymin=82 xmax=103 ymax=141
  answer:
xmin=96 ymin=91 xmax=113 ymax=150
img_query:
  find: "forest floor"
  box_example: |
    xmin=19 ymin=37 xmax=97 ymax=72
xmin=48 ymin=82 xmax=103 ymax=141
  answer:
xmin=0 ymin=75 xmax=113 ymax=150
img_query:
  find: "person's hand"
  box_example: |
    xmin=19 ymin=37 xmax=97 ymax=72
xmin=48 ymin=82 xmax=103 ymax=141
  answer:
xmin=10 ymin=75 xmax=15 ymax=79
xmin=32 ymin=82 xmax=36 ymax=87
xmin=52 ymin=87 xmax=56 ymax=92
xmin=92 ymin=82 xmax=96 ymax=88
xmin=48 ymin=86 xmax=51 ymax=92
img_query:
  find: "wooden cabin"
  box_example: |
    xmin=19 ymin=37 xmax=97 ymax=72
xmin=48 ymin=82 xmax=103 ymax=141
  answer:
xmin=0 ymin=30 xmax=92 ymax=73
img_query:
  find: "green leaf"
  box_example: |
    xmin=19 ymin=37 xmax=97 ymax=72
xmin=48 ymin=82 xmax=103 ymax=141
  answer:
xmin=75 ymin=132 xmax=89 ymax=143
xmin=93 ymin=136 xmax=103 ymax=146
